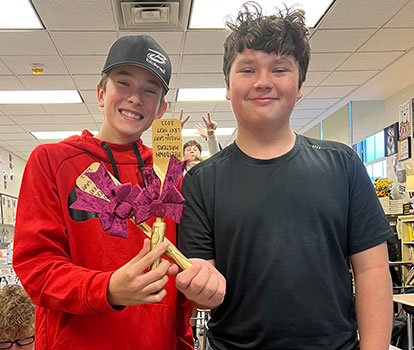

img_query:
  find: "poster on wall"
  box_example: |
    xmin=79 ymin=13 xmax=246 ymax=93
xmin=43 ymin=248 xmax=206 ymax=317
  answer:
xmin=399 ymin=99 xmax=412 ymax=140
xmin=398 ymin=137 xmax=411 ymax=161
xmin=384 ymin=122 xmax=398 ymax=156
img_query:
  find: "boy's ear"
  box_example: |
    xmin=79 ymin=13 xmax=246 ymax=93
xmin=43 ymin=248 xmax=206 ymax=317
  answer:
xmin=155 ymin=101 xmax=168 ymax=119
xmin=296 ymin=85 xmax=303 ymax=101
xmin=225 ymin=81 xmax=231 ymax=101
xmin=97 ymin=84 xmax=105 ymax=108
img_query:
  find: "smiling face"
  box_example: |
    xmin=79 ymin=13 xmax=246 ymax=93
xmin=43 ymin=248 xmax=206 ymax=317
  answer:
xmin=96 ymin=65 xmax=167 ymax=144
xmin=226 ymin=49 xmax=303 ymax=135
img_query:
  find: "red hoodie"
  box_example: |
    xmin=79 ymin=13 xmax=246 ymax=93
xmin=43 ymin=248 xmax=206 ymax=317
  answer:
xmin=13 ymin=130 xmax=193 ymax=350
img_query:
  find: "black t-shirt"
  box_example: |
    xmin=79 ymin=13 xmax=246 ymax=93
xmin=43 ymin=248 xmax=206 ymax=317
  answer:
xmin=178 ymin=134 xmax=393 ymax=350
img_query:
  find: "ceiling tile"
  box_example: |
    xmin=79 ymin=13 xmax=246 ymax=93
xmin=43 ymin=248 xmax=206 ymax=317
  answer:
xmin=42 ymin=104 xmax=89 ymax=115
xmin=165 ymin=89 xmax=177 ymax=103
xmin=32 ymin=0 xmax=116 ymax=30
xmin=338 ymin=51 xmax=403 ymax=70
xmin=58 ymin=123 xmax=98 ymax=131
xmin=318 ymin=0 xmax=408 ymax=29
xmin=310 ymin=29 xmax=376 ymax=53
xmin=359 ymin=28 xmax=414 ymax=51
xmin=295 ymin=99 xmax=340 ymax=110
xmin=86 ymin=103 xmax=102 ymax=115
xmin=181 ymin=55 xmax=222 ymax=73
xmin=52 ymin=114 xmax=95 ymax=124
xmin=80 ymin=90 xmax=98 ymax=104
xmin=179 ymin=73 xmax=225 ymax=88
xmin=9 ymin=115 xmax=55 ymax=125
xmin=19 ymin=75 xmax=77 ymax=90
xmin=52 ymin=32 xmax=117 ymax=55
xmin=0 ymin=32 xmax=58 ymax=55
xmin=321 ymin=71 xmax=378 ymax=86
xmin=0 ymin=105 xmax=48 ymax=115
xmin=0 ymin=60 xmax=12 ymax=74
xmin=2 ymin=56 xmax=68 ymax=75
xmin=385 ymin=0 xmax=414 ymax=28
xmin=308 ymin=53 xmax=351 ymax=71
xmin=174 ymin=101 xmax=223 ymax=113
xmin=0 ymin=116 xmax=15 ymax=124
xmin=307 ymin=86 xmax=357 ymax=99
xmin=63 ymin=56 xmax=106 ymax=74
xmin=21 ymin=124 xmax=59 ymax=132
xmin=73 ymin=75 xmax=100 ymax=90
xmin=0 ymin=133 xmax=37 ymax=140
xmin=303 ymin=71 xmax=330 ymax=86
xmin=183 ymin=31 xmax=227 ymax=54
xmin=91 ymin=114 xmax=104 ymax=123
xmin=5 ymin=139 xmax=40 ymax=146
xmin=122 ymin=32 xmax=185 ymax=55
xmin=0 ymin=76 xmax=26 ymax=90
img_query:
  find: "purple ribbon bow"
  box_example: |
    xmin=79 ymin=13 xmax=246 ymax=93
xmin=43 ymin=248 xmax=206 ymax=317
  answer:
xmin=70 ymin=156 xmax=187 ymax=238
xmin=70 ymin=163 xmax=142 ymax=238
xmin=133 ymin=156 xmax=187 ymax=224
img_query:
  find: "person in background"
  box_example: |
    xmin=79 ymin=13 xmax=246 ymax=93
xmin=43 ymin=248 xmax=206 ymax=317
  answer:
xmin=177 ymin=2 xmax=393 ymax=349
xmin=194 ymin=112 xmax=221 ymax=155
xmin=12 ymin=34 xmax=215 ymax=350
xmin=186 ymin=155 xmax=203 ymax=172
xmin=0 ymin=284 xmax=35 ymax=350
xmin=183 ymin=139 xmax=202 ymax=161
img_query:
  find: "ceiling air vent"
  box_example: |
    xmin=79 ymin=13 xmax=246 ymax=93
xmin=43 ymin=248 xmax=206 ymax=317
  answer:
xmin=121 ymin=2 xmax=179 ymax=28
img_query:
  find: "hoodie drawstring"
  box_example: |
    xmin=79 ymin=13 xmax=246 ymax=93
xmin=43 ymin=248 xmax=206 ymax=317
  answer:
xmin=101 ymin=141 xmax=146 ymax=188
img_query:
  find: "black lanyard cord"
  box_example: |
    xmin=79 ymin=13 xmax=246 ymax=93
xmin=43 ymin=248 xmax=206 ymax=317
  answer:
xmin=101 ymin=141 xmax=146 ymax=188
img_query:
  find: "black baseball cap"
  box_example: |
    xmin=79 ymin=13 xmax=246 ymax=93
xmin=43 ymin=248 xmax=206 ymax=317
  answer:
xmin=102 ymin=35 xmax=171 ymax=92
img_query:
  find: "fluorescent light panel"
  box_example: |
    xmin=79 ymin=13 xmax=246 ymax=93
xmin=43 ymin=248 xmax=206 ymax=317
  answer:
xmin=182 ymin=128 xmax=236 ymax=137
xmin=0 ymin=90 xmax=82 ymax=104
xmin=177 ymin=88 xmax=226 ymax=102
xmin=32 ymin=131 xmax=98 ymax=140
xmin=189 ymin=0 xmax=333 ymax=28
xmin=0 ymin=0 xmax=43 ymax=29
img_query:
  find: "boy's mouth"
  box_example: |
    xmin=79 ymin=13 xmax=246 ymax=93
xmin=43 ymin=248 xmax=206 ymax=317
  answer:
xmin=120 ymin=109 xmax=144 ymax=121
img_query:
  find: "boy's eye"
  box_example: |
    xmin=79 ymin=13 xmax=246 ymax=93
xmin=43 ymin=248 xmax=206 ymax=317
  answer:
xmin=144 ymin=89 xmax=156 ymax=94
xmin=118 ymin=81 xmax=129 ymax=86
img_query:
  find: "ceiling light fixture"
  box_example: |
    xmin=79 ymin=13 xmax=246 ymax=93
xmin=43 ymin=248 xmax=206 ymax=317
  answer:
xmin=0 ymin=0 xmax=43 ymax=29
xmin=177 ymin=88 xmax=227 ymax=102
xmin=189 ymin=0 xmax=333 ymax=28
xmin=0 ymin=90 xmax=82 ymax=104
xmin=182 ymin=127 xmax=236 ymax=137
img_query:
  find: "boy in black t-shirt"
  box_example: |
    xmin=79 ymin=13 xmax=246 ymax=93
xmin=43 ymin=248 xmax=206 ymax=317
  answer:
xmin=177 ymin=2 xmax=393 ymax=349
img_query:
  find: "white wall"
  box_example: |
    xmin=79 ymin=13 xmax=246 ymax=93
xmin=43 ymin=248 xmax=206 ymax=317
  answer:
xmin=322 ymin=104 xmax=351 ymax=145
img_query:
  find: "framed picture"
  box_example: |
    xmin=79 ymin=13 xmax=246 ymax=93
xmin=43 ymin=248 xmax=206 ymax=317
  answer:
xmin=398 ymin=137 xmax=411 ymax=161
xmin=384 ymin=122 xmax=398 ymax=156
xmin=399 ymin=100 xmax=412 ymax=140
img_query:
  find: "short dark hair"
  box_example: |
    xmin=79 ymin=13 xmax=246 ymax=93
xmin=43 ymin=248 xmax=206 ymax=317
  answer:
xmin=223 ymin=1 xmax=310 ymax=88
xmin=183 ymin=140 xmax=202 ymax=153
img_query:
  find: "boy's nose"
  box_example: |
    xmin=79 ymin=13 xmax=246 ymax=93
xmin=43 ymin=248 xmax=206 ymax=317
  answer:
xmin=253 ymin=72 xmax=273 ymax=90
xmin=127 ymin=91 xmax=143 ymax=105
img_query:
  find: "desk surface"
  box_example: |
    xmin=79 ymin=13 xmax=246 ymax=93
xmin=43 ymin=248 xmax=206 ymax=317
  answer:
xmin=393 ymin=294 xmax=414 ymax=307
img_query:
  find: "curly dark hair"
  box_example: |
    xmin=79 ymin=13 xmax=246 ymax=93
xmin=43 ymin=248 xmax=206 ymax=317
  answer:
xmin=0 ymin=284 xmax=35 ymax=341
xmin=223 ymin=1 xmax=310 ymax=88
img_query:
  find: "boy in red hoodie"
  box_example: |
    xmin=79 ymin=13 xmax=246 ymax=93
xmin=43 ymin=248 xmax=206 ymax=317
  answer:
xmin=13 ymin=35 xmax=224 ymax=350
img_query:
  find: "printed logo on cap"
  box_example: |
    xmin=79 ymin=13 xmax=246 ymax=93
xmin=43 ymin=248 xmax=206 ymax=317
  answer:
xmin=146 ymin=48 xmax=167 ymax=75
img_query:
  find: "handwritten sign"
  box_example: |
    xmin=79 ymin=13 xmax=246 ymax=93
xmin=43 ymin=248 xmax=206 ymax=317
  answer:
xmin=152 ymin=118 xmax=182 ymax=185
